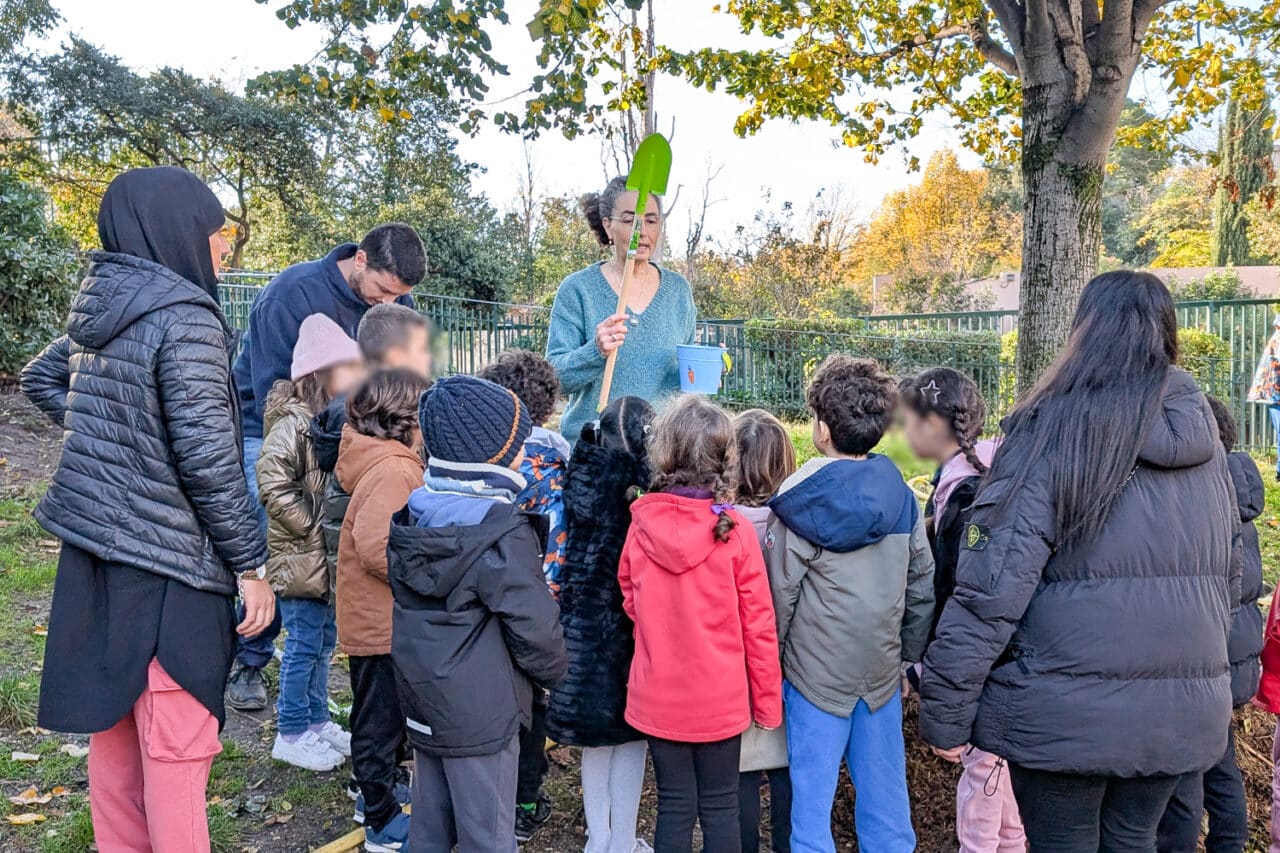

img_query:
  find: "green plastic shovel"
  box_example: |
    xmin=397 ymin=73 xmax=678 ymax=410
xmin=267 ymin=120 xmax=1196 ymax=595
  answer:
xmin=598 ymin=132 xmax=673 ymax=411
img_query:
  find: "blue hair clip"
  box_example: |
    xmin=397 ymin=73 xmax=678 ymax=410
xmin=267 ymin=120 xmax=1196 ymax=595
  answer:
xmin=710 ymin=503 xmax=731 ymax=515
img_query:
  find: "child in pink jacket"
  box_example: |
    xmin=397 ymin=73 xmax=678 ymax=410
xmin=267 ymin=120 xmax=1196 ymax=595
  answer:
xmin=620 ymin=396 xmax=783 ymax=853
xmin=902 ymin=368 xmax=1025 ymax=853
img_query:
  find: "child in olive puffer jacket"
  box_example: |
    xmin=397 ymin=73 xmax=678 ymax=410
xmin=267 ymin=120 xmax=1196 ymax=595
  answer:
xmin=258 ymin=314 xmax=365 ymax=773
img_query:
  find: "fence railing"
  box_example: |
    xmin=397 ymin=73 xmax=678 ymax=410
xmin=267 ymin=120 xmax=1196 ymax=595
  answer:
xmin=214 ymin=278 xmax=1278 ymax=452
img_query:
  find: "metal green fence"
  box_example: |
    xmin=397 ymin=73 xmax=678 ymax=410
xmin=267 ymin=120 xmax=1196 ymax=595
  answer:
xmin=214 ymin=276 xmax=1278 ymax=452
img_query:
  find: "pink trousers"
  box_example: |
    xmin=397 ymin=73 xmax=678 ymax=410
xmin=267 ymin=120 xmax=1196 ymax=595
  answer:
xmin=1272 ymin=720 xmax=1280 ymax=853
xmin=88 ymin=659 xmax=223 ymax=853
xmin=956 ymin=746 xmax=1026 ymax=852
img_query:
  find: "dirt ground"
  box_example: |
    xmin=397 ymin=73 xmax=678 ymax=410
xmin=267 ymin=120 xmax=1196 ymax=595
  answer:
xmin=0 ymin=387 xmax=1277 ymax=851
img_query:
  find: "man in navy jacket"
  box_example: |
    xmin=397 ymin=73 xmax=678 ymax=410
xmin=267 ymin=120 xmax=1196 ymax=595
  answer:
xmin=227 ymin=223 xmax=426 ymax=711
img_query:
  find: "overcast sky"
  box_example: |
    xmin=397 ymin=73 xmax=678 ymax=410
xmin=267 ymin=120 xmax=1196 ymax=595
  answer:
xmin=32 ymin=1 xmax=1087 ymax=249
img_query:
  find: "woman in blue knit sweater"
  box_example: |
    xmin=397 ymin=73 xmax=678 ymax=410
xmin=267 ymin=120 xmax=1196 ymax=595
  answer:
xmin=546 ymin=177 xmax=697 ymax=443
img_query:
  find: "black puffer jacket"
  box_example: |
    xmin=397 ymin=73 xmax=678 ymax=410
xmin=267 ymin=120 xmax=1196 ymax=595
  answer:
xmin=20 ymin=253 xmax=266 ymax=595
xmin=388 ymin=500 xmax=566 ymax=758
xmin=920 ymin=369 xmax=1236 ymax=777
xmin=547 ymin=441 xmax=646 ymax=747
xmin=1227 ymin=451 xmax=1265 ymax=708
xmin=310 ymin=395 xmax=348 ymax=581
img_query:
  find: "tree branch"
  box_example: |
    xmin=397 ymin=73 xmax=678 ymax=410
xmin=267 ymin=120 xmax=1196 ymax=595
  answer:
xmin=861 ymin=24 xmax=970 ymax=62
xmin=970 ymin=15 xmax=1021 ymax=75
xmin=984 ymin=0 xmax=1027 ymax=56
xmin=1096 ymin=0 xmax=1136 ymax=71
xmin=1132 ymin=0 xmax=1170 ymax=40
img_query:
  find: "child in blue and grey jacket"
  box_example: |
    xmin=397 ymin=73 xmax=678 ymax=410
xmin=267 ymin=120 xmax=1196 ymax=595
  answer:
xmin=765 ymin=355 xmax=935 ymax=853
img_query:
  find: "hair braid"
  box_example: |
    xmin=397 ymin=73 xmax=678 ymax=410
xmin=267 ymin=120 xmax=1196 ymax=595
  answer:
xmin=712 ymin=472 xmax=738 ymax=543
xmin=951 ymin=407 xmax=988 ymax=474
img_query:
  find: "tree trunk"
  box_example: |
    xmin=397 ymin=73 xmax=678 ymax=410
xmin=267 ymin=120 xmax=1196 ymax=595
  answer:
xmin=229 ymin=215 xmax=250 ymax=270
xmin=1016 ymin=113 xmax=1104 ymax=392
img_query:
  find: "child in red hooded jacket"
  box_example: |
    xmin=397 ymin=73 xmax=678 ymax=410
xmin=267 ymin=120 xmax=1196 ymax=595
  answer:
xmin=619 ymin=395 xmax=783 ymax=853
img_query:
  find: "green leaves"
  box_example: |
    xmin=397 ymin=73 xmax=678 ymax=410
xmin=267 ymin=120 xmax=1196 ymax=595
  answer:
xmin=0 ymin=170 xmax=79 ymax=375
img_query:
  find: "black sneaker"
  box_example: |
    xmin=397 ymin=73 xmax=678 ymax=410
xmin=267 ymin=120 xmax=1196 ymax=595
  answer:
xmin=514 ymin=791 xmax=552 ymax=843
xmin=225 ymin=662 xmax=268 ymax=711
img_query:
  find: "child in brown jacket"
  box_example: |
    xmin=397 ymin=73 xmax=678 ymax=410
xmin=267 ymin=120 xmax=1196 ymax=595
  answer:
xmin=335 ymin=368 xmax=432 ymax=852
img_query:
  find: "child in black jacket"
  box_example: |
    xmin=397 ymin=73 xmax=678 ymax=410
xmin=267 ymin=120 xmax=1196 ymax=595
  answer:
xmin=388 ymin=376 xmax=566 ymax=853
xmin=1156 ymin=395 xmax=1263 ymax=853
xmin=901 ymin=367 xmax=1024 ymax=852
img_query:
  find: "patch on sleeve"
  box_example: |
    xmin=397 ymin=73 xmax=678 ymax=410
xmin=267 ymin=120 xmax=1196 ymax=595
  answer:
xmin=963 ymin=523 xmax=990 ymax=551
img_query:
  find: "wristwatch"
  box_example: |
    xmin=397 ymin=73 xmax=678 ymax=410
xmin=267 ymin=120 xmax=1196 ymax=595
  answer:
xmin=239 ymin=565 xmax=267 ymax=581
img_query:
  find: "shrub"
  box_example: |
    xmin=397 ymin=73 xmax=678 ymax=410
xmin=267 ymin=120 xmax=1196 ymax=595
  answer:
xmin=1177 ymin=328 xmax=1231 ymax=394
xmin=0 ymin=170 xmax=80 ymax=375
xmin=736 ymin=318 xmax=1003 ymax=417
xmin=1168 ymin=269 xmax=1254 ymax=302
xmin=998 ymin=330 xmax=1018 ymax=415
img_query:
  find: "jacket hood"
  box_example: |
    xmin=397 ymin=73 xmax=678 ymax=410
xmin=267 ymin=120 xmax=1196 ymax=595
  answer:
xmin=336 ymin=425 xmax=422 ymax=493
xmin=389 ymin=505 xmax=526 ymax=600
xmin=769 ymin=455 xmax=918 ymax=553
xmin=263 ymin=393 xmax=314 ymax=436
xmin=1228 ymin=451 xmax=1265 ymax=523
xmin=1138 ymin=368 xmax=1220 ymax=470
xmin=933 ymin=439 xmax=999 ymax=520
xmin=629 ymin=492 xmax=724 ymax=574
xmin=734 ymin=504 xmax=772 ymax=528
xmin=311 ymin=395 xmax=348 ymax=474
xmin=529 ymin=425 xmax=572 ymax=458
xmin=68 ymin=252 xmax=224 ymax=350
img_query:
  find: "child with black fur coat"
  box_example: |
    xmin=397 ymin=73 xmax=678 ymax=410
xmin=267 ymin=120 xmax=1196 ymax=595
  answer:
xmin=547 ymin=396 xmax=657 ymax=853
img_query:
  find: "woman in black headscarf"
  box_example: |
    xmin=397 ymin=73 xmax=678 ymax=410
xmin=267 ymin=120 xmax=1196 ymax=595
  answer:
xmin=20 ymin=166 xmax=274 ymax=851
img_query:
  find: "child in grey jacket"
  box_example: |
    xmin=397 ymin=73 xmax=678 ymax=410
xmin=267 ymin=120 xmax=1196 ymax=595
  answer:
xmin=765 ymin=356 xmax=935 ymax=853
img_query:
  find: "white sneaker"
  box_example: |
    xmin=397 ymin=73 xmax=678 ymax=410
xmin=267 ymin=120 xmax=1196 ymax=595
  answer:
xmin=633 ymin=841 xmax=654 ymax=853
xmin=271 ymin=731 xmax=344 ymax=771
xmin=315 ymin=721 xmax=352 ymax=757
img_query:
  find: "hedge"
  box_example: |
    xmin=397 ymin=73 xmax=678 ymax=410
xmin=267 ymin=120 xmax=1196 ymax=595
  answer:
xmin=718 ymin=318 xmax=1004 ymax=417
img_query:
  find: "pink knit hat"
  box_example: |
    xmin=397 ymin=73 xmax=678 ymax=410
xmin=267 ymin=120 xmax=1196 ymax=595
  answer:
xmin=291 ymin=314 xmax=362 ymax=380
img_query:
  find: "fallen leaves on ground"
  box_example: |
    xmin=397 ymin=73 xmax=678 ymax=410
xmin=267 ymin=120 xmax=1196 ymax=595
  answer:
xmin=8 ymin=787 xmax=51 ymax=806
xmin=7 ymin=813 xmax=47 ymax=825
xmin=59 ymin=743 xmax=89 ymax=758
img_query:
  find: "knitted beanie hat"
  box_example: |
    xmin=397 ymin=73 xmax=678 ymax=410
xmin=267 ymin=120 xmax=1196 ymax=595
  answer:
xmin=292 ymin=314 xmax=362 ymax=381
xmin=419 ymin=374 xmax=532 ymax=467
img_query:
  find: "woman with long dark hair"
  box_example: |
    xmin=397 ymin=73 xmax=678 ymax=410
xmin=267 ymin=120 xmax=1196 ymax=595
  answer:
xmin=919 ymin=271 xmax=1237 ymax=851
xmin=21 ymin=166 xmax=273 ymax=851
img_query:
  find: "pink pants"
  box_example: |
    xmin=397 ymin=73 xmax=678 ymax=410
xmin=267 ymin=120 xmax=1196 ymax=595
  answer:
xmin=956 ymin=746 xmax=1026 ymax=852
xmin=88 ymin=659 xmax=223 ymax=853
xmin=1272 ymin=720 xmax=1280 ymax=853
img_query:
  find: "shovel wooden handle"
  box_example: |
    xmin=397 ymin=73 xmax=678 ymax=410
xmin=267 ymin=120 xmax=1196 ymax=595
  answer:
xmin=598 ymin=256 xmax=637 ymax=411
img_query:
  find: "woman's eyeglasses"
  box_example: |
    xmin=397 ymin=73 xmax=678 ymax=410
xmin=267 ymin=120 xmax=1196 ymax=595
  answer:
xmin=608 ymin=212 xmax=662 ymax=227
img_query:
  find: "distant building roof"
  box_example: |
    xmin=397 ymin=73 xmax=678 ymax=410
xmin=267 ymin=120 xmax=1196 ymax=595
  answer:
xmin=964 ymin=266 xmax=1280 ymax=312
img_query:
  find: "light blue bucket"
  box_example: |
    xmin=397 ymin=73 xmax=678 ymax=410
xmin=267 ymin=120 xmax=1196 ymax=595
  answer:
xmin=677 ymin=344 xmax=725 ymax=394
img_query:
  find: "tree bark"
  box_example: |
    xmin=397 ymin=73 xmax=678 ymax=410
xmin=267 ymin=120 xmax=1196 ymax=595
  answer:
xmin=1016 ymin=94 xmax=1104 ymax=391
xmin=1011 ymin=0 xmax=1147 ymax=393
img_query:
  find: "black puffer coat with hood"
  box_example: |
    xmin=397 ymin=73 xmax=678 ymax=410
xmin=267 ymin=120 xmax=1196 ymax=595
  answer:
xmin=920 ymin=368 xmax=1236 ymax=777
xmin=20 ymin=252 xmax=266 ymax=595
xmin=388 ymin=490 xmax=567 ymax=758
xmin=1226 ymin=451 xmax=1265 ymax=707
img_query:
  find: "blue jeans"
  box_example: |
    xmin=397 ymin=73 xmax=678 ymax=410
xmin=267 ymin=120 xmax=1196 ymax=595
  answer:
xmin=235 ymin=435 xmax=281 ymax=669
xmin=1270 ymin=405 xmax=1280 ymax=476
xmin=784 ymin=681 xmax=915 ymax=853
xmin=276 ymin=597 xmax=337 ymax=736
